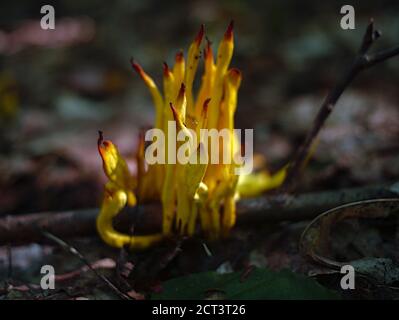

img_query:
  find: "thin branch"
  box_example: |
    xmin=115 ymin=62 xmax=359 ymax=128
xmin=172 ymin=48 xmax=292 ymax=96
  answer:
xmin=0 ymin=183 xmax=398 ymax=245
xmin=284 ymin=20 xmax=399 ymax=189
xmin=366 ymin=46 xmax=399 ymax=66
xmin=41 ymin=231 xmax=131 ymax=300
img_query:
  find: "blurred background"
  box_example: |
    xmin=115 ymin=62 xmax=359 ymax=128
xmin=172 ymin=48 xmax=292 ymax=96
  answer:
xmin=1 ymin=0 xmax=399 ymax=217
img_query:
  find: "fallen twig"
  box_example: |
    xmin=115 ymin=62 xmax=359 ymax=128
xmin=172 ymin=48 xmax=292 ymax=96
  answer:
xmin=0 ymin=183 xmax=398 ymax=245
xmin=284 ymin=19 xmax=399 ymax=189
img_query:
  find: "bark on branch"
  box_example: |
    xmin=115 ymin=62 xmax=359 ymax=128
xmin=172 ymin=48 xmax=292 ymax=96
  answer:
xmin=0 ymin=184 xmax=398 ymax=245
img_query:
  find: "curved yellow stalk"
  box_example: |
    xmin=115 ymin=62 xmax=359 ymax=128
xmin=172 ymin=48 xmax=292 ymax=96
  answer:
xmin=97 ymin=133 xmax=163 ymax=249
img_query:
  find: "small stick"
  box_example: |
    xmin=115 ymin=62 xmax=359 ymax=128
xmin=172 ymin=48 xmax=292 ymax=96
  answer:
xmin=42 ymin=231 xmax=131 ymax=300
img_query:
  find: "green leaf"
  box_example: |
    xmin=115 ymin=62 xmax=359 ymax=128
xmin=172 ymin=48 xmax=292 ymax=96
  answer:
xmin=151 ymin=268 xmax=340 ymax=300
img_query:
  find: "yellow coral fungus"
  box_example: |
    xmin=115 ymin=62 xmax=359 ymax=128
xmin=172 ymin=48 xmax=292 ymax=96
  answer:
xmin=97 ymin=22 xmax=287 ymax=249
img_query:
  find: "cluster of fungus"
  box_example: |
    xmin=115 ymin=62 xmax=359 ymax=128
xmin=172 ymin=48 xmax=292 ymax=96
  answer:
xmin=97 ymin=22 xmax=286 ymax=249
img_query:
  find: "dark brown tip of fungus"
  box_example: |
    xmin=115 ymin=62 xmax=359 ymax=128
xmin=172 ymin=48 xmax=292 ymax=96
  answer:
xmin=194 ymin=24 xmax=205 ymax=45
xmin=224 ymin=20 xmax=234 ymax=40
